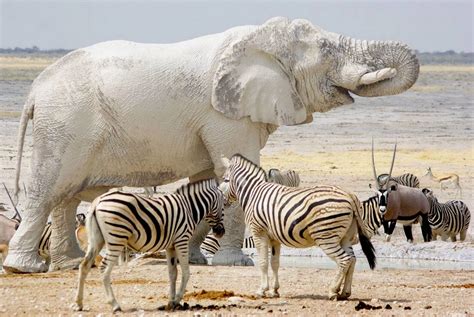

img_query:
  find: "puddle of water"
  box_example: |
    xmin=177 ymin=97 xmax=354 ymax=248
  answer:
xmin=274 ymin=256 xmax=474 ymax=271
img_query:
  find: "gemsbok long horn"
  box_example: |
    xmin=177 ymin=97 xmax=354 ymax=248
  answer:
xmin=371 ymin=138 xmax=379 ymax=187
xmin=387 ymin=143 xmax=397 ymax=181
xmin=2 ymin=182 xmax=22 ymax=223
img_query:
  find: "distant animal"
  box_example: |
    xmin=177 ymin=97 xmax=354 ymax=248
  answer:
xmin=376 ymin=173 xmax=420 ymax=188
xmin=424 ymin=167 xmax=462 ymax=198
xmin=201 ymin=168 xmax=300 ymax=255
xmin=0 ymin=214 xmax=20 ymax=264
xmin=371 ymin=141 xmax=432 ymax=242
xmin=422 ymin=188 xmax=470 ymax=241
xmin=267 ymin=168 xmax=301 ymax=187
xmin=220 ymin=154 xmax=375 ymax=300
xmin=39 ymin=214 xmax=86 ymax=266
xmin=72 ymin=179 xmax=225 ymax=312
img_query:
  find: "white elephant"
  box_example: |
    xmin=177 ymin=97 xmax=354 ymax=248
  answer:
xmin=4 ymin=17 xmax=419 ymax=273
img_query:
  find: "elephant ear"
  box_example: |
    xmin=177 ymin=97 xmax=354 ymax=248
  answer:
xmin=212 ymin=17 xmax=311 ymax=126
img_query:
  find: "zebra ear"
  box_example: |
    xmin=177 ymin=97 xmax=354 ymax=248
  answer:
xmin=220 ymin=155 xmax=230 ymax=169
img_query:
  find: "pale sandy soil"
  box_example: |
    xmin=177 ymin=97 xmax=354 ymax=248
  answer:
xmin=0 ymin=263 xmax=473 ymax=316
xmin=0 ymin=57 xmax=473 ymax=315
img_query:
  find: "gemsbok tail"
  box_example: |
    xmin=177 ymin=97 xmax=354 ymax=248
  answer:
xmin=351 ymin=193 xmax=376 ymax=270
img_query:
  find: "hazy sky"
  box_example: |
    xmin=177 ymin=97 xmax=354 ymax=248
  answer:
xmin=0 ymin=0 xmax=472 ymax=52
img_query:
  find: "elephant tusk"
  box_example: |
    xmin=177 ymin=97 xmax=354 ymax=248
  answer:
xmin=359 ymin=68 xmax=397 ymax=85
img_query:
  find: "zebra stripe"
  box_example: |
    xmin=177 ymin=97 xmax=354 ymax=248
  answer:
xmin=377 ymin=173 xmax=420 ymax=188
xmin=73 ymin=179 xmax=224 ymax=312
xmin=221 ymin=154 xmax=375 ymax=299
xmin=38 ymin=213 xmax=86 ymax=263
xmin=424 ymin=191 xmax=470 ymax=241
xmin=360 ymin=196 xmax=383 ymax=236
xmin=201 ymin=168 xmax=300 ymax=255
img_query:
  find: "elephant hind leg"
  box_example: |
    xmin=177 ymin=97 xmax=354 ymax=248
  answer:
xmin=49 ymin=197 xmax=84 ymax=271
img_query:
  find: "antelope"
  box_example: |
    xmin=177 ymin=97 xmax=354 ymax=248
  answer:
xmin=424 ymin=167 xmax=462 ymax=198
xmin=371 ymin=141 xmax=432 ymax=242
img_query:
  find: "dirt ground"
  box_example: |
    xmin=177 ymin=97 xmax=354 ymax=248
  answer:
xmin=0 ymin=262 xmax=473 ymax=316
xmin=0 ymin=57 xmax=473 ymax=315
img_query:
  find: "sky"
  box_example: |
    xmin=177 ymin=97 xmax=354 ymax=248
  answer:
xmin=0 ymin=0 xmax=472 ymax=52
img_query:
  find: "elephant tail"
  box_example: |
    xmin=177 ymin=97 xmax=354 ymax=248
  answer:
xmin=13 ymin=99 xmax=35 ymax=206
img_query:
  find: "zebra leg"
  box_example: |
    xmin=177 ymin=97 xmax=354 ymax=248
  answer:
xmin=318 ymin=241 xmax=353 ymax=301
xmin=450 ymin=235 xmax=457 ymax=242
xmin=339 ymin=245 xmax=356 ymax=300
xmin=101 ymin=246 xmax=124 ymax=312
xmin=166 ymin=248 xmax=178 ymax=309
xmin=403 ymin=225 xmax=414 ymax=243
xmin=174 ymin=244 xmax=191 ymax=306
xmin=72 ymin=242 xmax=103 ymax=311
xmin=253 ymin=231 xmax=270 ymax=297
xmin=460 ymin=230 xmax=467 ymax=241
xmin=269 ymin=240 xmax=281 ymax=298
xmin=420 ymin=214 xmax=432 ymax=242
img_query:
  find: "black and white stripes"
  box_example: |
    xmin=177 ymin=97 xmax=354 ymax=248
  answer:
xmin=423 ymin=188 xmax=470 ymax=241
xmin=73 ymin=179 xmax=224 ymax=312
xmin=220 ymin=154 xmax=375 ymax=300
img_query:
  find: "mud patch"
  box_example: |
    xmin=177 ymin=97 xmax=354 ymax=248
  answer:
xmin=436 ymin=283 xmax=474 ymax=289
xmin=86 ymin=277 xmax=166 ymax=286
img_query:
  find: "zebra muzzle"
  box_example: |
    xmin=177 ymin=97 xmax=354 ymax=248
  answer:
xmin=212 ymin=224 xmax=225 ymax=238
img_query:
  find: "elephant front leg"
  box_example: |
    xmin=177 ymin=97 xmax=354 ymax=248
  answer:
xmin=212 ymin=203 xmax=254 ymax=266
xmin=49 ymin=198 xmax=84 ymax=271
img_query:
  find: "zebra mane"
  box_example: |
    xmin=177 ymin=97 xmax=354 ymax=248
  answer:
xmin=231 ymin=154 xmax=268 ymax=182
xmin=175 ymin=178 xmax=217 ymax=196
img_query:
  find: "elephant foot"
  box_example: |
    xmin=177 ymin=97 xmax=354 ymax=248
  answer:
xmin=49 ymin=256 xmax=83 ymax=272
xmin=3 ymin=251 xmax=48 ymax=273
xmin=212 ymin=248 xmax=254 ymax=266
xmin=189 ymin=246 xmax=208 ymax=265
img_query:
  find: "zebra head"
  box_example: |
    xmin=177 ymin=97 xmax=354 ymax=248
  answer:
xmin=204 ymin=180 xmax=225 ymax=238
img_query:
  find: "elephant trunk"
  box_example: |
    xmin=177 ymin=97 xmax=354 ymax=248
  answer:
xmin=342 ymin=37 xmax=420 ymax=97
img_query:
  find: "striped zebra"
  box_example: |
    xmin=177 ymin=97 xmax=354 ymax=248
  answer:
xmin=377 ymin=173 xmax=420 ymax=188
xmin=201 ymin=167 xmax=300 ymax=256
xmin=422 ymin=188 xmax=470 ymax=241
xmin=72 ymin=179 xmax=225 ymax=312
xmin=220 ymin=154 xmax=375 ymax=300
xmin=38 ymin=214 xmax=86 ymax=265
xmin=201 ymin=234 xmax=255 ymax=255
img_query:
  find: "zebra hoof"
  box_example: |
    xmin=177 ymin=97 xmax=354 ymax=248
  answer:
xmin=268 ymin=290 xmax=280 ymax=298
xmin=70 ymin=303 xmax=83 ymax=311
xmin=112 ymin=305 xmax=122 ymax=313
xmin=329 ymin=293 xmax=339 ymax=301
xmin=338 ymin=292 xmax=350 ymax=300
xmin=385 ymin=235 xmax=391 ymax=242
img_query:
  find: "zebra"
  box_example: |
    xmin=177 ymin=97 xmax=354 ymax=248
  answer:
xmin=377 ymin=172 xmax=420 ymax=188
xmin=72 ymin=179 xmax=225 ymax=312
xmin=38 ymin=213 xmax=86 ymax=265
xmin=201 ymin=167 xmax=301 ymax=256
xmin=201 ymin=233 xmax=255 ymax=255
xmin=422 ymin=188 xmax=470 ymax=241
xmin=220 ymin=154 xmax=376 ymax=300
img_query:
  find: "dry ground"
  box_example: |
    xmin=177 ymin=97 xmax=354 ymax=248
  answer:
xmin=0 ymin=263 xmax=473 ymax=316
xmin=0 ymin=57 xmax=473 ymax=316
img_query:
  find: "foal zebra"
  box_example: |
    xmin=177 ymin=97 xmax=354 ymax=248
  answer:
xmin=201 ymin=168 xmax=301 ymax=256
xmin=422 ymin=188 xmax=470 ymax=241
xmin=73 ymin=179 xmax=225 ymax=312
xmin=220 ymin=154 xmax=375 ymax=300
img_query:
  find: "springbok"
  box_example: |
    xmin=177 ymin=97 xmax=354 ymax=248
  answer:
xmin=371 ymin=141 xmax=432 ymax=242
xmin=424 ymin=167 xmax=462 ymax=198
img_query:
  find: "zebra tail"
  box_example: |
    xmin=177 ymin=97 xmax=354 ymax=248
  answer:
xmin=84 ymin=197 xmax=105 ymax=268
xmin=358 ymin=226 xmax=376 ymax=270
